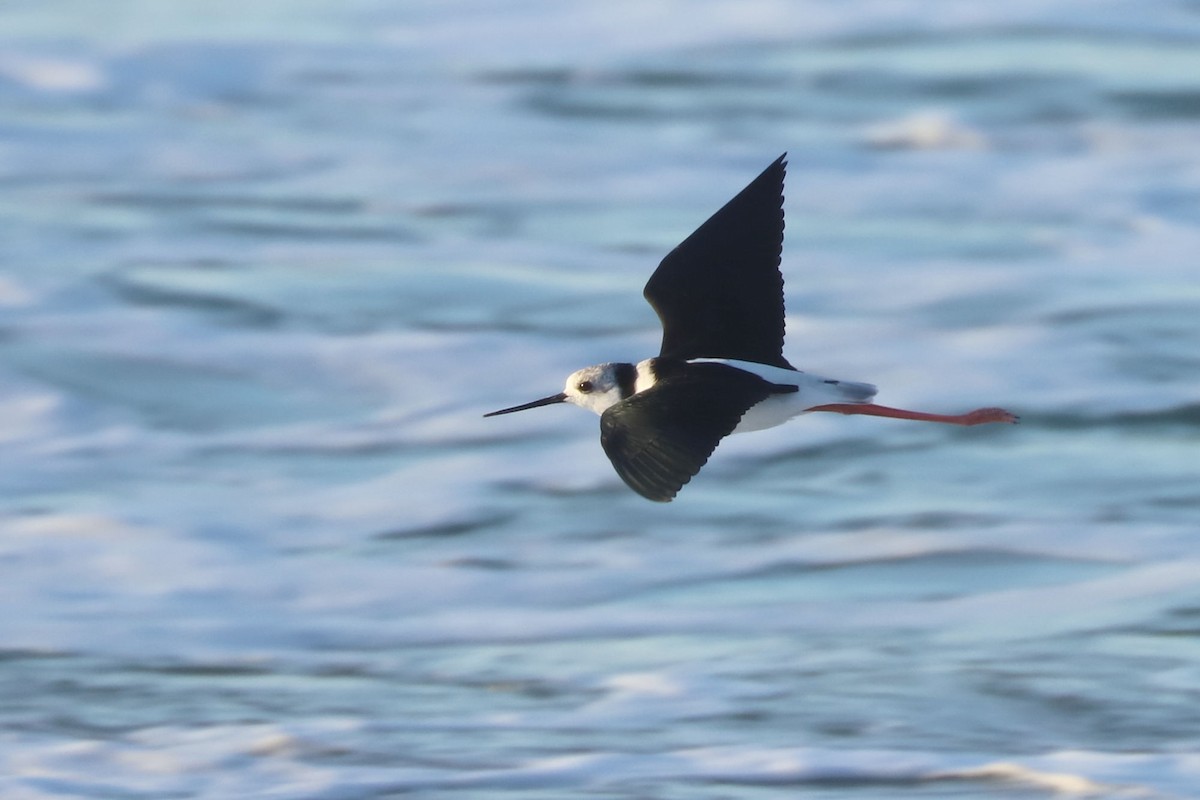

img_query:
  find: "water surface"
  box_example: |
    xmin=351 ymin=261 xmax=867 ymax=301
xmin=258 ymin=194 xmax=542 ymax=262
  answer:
xmin=3 ymin=2 xmax=1200 ymax=797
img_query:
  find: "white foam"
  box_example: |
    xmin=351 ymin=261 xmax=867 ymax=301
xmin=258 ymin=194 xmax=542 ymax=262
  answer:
xmin=0 ymin=276 xmax=34 ymax=307
xmin=7 ymin=732 xmax=1197 ymax=797
xmin=940 ymin=761 xmax=1112 ymax=794
xmin=0 ymin=54 xmax=105 ymax=92
xmin=863 ymin=111 xmax=987 ymax=150
xmin=474 ymin=745 xmax=1176 ymax=795
xmin=601 ymin=671 xmax=685 ymax=697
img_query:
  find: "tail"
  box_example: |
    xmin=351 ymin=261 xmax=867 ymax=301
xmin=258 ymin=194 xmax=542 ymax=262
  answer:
xmin=825 ymin=379 xmax=877 ymax=404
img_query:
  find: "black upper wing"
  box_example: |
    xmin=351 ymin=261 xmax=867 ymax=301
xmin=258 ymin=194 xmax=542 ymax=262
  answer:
xmin=599 ymin=362 xmax=775 ymax=502
xmin=643 ymin=154 xmax=792 ymax=369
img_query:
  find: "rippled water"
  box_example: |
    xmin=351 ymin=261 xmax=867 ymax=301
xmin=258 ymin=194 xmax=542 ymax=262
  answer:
xmin=3 ymin=2 xmax=1200 ymax=798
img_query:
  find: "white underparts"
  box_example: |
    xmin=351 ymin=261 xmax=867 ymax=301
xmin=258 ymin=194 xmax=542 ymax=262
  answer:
xmin=686 ymin=358 xmax=877 ymax=434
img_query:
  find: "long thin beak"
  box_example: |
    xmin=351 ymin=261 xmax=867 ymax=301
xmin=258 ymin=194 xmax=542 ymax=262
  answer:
xmin=483 ymin=392 xmax=568 ymax=417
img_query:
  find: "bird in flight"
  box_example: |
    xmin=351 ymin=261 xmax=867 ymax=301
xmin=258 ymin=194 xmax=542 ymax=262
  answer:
xmin=485 ymin=155 xmax=1017 ymax=501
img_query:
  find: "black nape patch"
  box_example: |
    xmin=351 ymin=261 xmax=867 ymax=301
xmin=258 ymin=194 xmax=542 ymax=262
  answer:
xmin=614 ymin=362 xmax=638 ymax=399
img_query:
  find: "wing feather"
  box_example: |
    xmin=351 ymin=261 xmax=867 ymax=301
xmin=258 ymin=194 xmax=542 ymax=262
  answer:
xmin=599 ymin=363 xmax=774 ymax=501
xmin=643 ymin=155 xmax=792 ymax=369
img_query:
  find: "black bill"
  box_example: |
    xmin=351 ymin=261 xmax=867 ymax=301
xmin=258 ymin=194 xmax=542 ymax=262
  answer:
xmin=483 ymin=392 xmax=568 ymax=417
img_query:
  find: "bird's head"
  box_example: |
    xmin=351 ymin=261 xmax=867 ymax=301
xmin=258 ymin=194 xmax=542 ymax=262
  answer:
xmin=484 ymin=362 xmax=635 ymax=418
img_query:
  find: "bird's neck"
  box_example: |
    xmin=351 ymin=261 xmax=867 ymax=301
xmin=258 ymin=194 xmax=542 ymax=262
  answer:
xmin=633 ymin=358 xmax=663 ymax=395
xmin=633 ymin=357 xmax=689 ymax=394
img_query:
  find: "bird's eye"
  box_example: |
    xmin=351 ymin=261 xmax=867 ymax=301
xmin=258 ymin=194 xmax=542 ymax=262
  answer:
xmin=576 ymin=380 xmax=594 ymax=393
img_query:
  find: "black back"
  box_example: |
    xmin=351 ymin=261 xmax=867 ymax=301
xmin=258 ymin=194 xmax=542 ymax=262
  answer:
xmin=643 ymin=154 xmax=793 ymax=369
xmin=599 ymin=361 xmax=775 ymax=501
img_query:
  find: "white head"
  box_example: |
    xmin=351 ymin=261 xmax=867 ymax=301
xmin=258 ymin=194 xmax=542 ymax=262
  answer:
xmin=484 ymin=362 xmax=636 ymax=419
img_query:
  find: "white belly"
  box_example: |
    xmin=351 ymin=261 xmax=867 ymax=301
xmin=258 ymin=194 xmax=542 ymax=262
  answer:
xmin=686 ymin=358 xmax=877 ymax=434
xmin=734 ymin=391 xmax=815 ymax=432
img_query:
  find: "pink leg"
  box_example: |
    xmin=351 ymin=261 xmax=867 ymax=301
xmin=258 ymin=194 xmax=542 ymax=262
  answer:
xmin=807 ymin=403 xmax=1018 ymax=426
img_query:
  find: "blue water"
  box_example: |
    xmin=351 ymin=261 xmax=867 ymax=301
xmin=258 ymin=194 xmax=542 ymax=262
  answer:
xmin=3 ymin=2 xmax=1200 ymax=797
